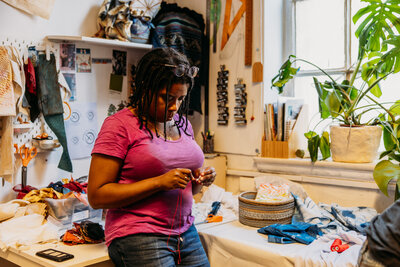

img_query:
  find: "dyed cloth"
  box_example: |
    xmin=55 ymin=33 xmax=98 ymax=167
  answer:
xmin=255 ymin=183 xmax=292 ymax=202
xmin=293 ymin=195 xmax=377 ymax=235
xmin=24 ymin=57 xmax=40 ymax=122
xmin=366 ymin=199 xmax=400 ymax=266
xmin=92 ymin=109 xmax=204 ymax=246
xmin=151 ymin=2 xmax=207 ymax=114
xmin=36 ymin=53 xmax=72 ymax=172
xmin=62 ymin=220 xmax=104 ymax=245
xmin=258 ymin=222 xmax=322 ymax=245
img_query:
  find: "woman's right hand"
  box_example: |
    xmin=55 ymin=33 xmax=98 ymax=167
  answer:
xmin=159 ymin=168 xmax=193 ymax=190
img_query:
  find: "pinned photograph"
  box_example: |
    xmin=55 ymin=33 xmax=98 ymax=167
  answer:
xmin=60 ymin=43 xmax=76 ymax=72
xmin=76 ymin=48 xmax=91 ymax=73
xmin=62 ymin=73 xmax=77 ymax=101
xmin=112 ymin=50 xmax=127 ymax=76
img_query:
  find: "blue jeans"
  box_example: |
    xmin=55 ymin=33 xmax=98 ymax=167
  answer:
xmin=108 ymin=224 xmax=210 ymax=267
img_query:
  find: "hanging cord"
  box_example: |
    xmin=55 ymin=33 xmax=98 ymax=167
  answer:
xmin=166 ymin=189 xmax=183 ymax=264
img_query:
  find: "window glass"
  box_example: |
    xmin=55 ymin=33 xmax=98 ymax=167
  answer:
xmin=296 ymin=0 xmax=345 ymax=70
xmin=294 ymin=74 xmax=344 ymax=133
xmin=350 ymin=0 xmax=367 ymax=67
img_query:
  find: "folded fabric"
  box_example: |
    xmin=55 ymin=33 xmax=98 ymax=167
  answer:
xmin=255 ymin=183 xmax=292 ymax=202
xmin=258 ymin=222 xmax=322 ymax=245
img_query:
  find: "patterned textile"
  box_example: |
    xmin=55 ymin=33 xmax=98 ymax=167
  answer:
xmin=151 ymin=2 xmax=207 ymax=114
xmin=293 ymin=195 xmax=377 ymax=235
xmin=258 ymin=222 xmax=322 ymax=245
xmin=0 ymin=46 xmax=14 ymax=116
xmin=36 ymin=53 xmax=72 ymax=172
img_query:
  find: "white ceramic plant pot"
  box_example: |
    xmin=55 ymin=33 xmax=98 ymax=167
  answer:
xmin=330 ymin=125 xmax=382 ymax=163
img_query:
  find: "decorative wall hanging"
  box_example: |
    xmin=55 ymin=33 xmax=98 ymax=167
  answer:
xmin=217 ymin=65 xmax=229 ymax=125
xmin=234 ymin=78 xmax=247 ymax=125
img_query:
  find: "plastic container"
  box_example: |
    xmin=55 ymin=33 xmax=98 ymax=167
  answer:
xmin=45 ymin=197 xmax=102 ymax=233
xmin=72 ymin=201 xmax=102 ymax=224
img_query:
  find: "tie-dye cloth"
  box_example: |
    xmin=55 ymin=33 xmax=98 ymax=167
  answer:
xmin=292 ymin=195 xmax=377 ymax=235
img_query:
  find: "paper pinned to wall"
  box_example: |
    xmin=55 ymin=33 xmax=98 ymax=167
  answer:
xmin=65 ymin=102 xmax=98 ymax=160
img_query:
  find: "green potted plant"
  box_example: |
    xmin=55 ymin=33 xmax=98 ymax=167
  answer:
xmin=271 ymin=0 xmax=400 ymax=164
xmin=374 ymin=98 xmax=400 ymax=200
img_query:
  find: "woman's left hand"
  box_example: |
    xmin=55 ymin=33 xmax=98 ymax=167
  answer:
xmin=193 ymin=166 xmax=216 ymax=187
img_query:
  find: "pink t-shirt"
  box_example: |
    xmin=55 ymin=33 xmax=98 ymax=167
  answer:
xmin=91 ymin=108 xmax=204 ymax=246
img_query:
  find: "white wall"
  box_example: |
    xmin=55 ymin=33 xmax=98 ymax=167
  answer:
xmin=0 ymin=0 xmax=148 ymax=201
xmin=0 ymin=0 xmax=283 ymax=201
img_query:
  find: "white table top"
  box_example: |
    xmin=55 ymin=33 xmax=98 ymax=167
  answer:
xmin=197 ymin=220 xmax=361 ymax=267
xmin=0 ymin=242 xmax=111 ymax=267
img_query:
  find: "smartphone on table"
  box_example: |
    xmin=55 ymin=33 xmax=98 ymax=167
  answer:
xmin=35 ymin=248 xmax=74 ymax=262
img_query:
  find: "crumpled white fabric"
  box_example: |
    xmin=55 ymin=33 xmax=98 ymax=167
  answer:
xmin=193 ymin=184 xmax=238 ymax=224
xmin=0 ymin=199 xmax=30 ymax=222
xmin=0 ymin=213 xmax=58 ymax=251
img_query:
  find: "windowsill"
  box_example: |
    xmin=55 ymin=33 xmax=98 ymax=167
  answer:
xmin=253 ymin=157 xmax=375 ymax=181
xmin=226 ymin=157 xmax=383 ymax=190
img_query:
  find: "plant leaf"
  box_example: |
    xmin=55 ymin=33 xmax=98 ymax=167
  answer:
xmin=319 ymin=131 xmax=331 ymax=160
xmin=308 ymin=135 xmax=320 ymax=163
xmin=373 ymin=160 xmax=400 ymax=196
xmin=271 ymin=56 xmax=299 ymax=94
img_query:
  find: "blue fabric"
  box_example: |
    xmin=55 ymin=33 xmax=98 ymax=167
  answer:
xmin=108 ymin=224 xmax=209 ymax=267
xmin=292 ymin=195 xmax=377 ymax=235
xmin=258 ymin=222 xmax=322 ymax=245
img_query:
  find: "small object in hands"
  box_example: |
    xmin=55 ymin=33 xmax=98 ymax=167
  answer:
xmin=35 ymin=248 xmax=74 ymax=262
xmin=197 ymin=201 xmax=223 ymax=225
xmin=330 ymin=239 xmax=349 ymax=253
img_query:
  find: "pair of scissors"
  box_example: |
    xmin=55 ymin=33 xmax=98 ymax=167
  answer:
xmin=196 ymin=201 xmax=223 ymax=225
xmin=14 ymin=144 xmax=37 ymax=188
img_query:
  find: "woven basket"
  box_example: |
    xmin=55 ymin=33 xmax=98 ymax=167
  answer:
xmin=238 ymin=191 xmax=295 ymax=228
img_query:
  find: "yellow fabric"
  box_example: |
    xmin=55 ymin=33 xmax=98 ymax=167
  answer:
xmin=23 ymin=188 xmax=63 ymax=203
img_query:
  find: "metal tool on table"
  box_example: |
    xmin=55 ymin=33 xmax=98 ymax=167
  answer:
xmin=197 ymin=201 xmax=223 ymax=225
xmin=15 ymin=144 xmax=37 ymax=188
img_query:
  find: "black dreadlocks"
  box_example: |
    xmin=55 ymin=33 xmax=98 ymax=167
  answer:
xmin=129 ymin=47 xmax=194 ymax=140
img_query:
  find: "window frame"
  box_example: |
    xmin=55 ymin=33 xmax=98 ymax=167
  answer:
xmin=287 ymin=0 xmax=358 ymax=92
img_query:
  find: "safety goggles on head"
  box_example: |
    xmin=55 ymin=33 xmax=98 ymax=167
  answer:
xmin=162 ymin=63 xmax=199 ymax=78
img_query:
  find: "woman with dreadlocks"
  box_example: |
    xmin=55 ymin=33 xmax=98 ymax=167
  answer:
xmin=88 ymin=47 xmax=215 ymax=267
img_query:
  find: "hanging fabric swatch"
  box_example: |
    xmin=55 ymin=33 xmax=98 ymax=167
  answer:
xmin=36 ymin=53 xmax=73 ymax=172
xmin=0 ymin=46 xmax=15 ymax=184
xmin=151 ymin=2 xmax=208 ymax=115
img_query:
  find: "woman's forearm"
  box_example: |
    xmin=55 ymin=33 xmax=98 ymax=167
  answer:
xmin=89 ymin=176 xmax=163 ymax=209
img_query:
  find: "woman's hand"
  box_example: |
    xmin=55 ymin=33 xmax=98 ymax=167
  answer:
xmin=192 ymin=166 xmax=216 ymax=187
xmin=159 ymin=168 xmax=193 ymax=190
